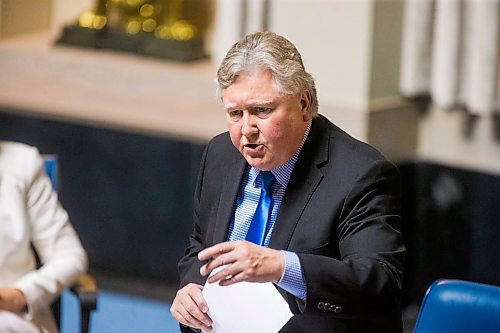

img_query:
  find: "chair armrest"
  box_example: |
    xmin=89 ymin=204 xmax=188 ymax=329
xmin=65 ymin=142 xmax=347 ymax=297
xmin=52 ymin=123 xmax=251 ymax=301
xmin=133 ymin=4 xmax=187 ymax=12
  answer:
xmin=69 ymin=274 xmax=97 ymax=333
xmin=70 ymin=274 xmax=97 ymax=309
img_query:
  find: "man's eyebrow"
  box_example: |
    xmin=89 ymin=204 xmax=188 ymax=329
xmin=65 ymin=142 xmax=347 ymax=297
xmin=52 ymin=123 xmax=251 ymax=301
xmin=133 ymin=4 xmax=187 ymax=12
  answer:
xmin=249 ymin=100 xmax=276 ymax=108
xmin=224 ymin=105 xmax=241 ymax=112
xmin=224 ymin=99 xmax=279 ymax=111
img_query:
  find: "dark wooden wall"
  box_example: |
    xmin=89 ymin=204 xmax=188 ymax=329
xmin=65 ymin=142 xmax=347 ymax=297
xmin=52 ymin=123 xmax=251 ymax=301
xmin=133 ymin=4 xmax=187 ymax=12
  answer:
xmin=0 ymin=111 xmax=205 ymax=284
xmin=1 ymin=110 xmax=499 ymax=303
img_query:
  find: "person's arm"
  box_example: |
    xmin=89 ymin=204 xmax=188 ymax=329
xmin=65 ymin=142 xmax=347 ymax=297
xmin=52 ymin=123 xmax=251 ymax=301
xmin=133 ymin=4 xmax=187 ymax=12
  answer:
xmin=298 ymin=160 xmax=405 ymax=316
xmin=178 ymin=144 xmax=210 ymax=288
xmin=12 ymin=149 xmax=88 ymax=318
xmin=173 ymin=144 xmax=213 ymax=332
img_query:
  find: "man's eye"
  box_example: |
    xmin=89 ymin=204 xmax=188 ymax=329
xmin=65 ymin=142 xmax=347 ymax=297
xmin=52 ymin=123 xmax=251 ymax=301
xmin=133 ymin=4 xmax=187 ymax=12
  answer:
xmin=254 ymin=107 xmax=272 ymax=114
xmin=229 ymin=110 xmax=243 ymax=119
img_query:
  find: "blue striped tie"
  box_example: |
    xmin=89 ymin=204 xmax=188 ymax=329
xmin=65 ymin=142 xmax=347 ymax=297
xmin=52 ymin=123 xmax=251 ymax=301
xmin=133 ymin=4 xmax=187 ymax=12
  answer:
xmin=246 ymin=171 xmax=275 ymax=245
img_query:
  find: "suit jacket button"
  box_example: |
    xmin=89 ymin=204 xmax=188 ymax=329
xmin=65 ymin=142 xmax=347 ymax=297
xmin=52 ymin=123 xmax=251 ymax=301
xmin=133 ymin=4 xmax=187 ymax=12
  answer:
xmin=317 ymin=302 xmax=324 ymax=310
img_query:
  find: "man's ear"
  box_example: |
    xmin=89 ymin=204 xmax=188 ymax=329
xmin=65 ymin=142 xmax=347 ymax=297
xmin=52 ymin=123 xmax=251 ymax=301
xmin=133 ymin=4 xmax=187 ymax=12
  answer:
xmin=300 ymin=91 xmax=312 ymax=121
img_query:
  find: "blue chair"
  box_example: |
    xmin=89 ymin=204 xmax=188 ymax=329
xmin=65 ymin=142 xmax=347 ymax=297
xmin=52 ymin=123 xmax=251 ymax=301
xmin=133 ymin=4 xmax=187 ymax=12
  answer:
xmin=43 ymin=154 xmax=59 ymax=191
xmin=413 ymin=279 xmax=500 ymax=333
xmin=42 ymin=155 xmax=97 ymax=333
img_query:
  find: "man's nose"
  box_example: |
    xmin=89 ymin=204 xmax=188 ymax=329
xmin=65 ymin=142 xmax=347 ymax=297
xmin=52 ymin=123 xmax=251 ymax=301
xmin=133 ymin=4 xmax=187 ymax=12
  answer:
xmin=241 ymin=114 xmax=258 ymax=137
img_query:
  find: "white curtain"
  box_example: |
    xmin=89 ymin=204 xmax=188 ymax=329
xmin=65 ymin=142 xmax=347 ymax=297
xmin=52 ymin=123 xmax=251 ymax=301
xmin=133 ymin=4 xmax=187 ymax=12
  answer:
xmin=400 ymin=0 xmax=499 ymax=115
xmin=211 ymin=0 xmax=268 ymax=66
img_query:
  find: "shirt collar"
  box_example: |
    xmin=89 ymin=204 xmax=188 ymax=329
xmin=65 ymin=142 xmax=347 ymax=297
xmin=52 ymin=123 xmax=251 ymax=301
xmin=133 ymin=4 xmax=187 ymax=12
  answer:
xmin=250 ymin=120 xmax=312 ymax=187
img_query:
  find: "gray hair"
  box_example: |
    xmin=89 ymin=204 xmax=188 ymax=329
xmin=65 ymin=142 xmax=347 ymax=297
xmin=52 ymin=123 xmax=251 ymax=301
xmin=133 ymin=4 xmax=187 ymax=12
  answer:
xmin=216 ymin=31 xmax=319 ymax=117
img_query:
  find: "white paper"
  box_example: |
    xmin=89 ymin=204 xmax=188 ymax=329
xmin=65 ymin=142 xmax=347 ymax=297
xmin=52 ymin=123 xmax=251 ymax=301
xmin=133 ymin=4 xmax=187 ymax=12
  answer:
xmin=202 ymin=266 xmax=293 ymax=333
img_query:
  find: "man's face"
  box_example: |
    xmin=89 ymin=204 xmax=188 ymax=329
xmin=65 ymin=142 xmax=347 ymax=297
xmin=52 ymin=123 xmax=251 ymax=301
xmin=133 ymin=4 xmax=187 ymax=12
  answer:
xmin=222 ymin=68 xmax=311 ymax=171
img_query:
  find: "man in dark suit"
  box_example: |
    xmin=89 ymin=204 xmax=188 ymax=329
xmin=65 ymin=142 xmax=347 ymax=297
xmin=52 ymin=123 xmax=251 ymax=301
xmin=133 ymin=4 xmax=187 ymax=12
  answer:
xmin=170 ymin=31 xmax=405 ymax=333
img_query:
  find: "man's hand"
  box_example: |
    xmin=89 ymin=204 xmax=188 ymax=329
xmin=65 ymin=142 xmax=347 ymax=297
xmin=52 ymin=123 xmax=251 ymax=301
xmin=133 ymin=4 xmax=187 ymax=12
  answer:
xmin=170 ymin=283 xmax=212 ymax=332
xmin=0 ymin=288 xmax=27 ymax=313
xmin=198 ymin=240 xmax=285 ymax=286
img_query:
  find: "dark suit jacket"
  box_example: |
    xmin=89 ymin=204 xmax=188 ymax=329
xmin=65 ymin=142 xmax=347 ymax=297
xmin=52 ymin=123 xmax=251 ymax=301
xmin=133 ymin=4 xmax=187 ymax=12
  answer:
xmin=178 ymin=115 xmax=406 ymax=333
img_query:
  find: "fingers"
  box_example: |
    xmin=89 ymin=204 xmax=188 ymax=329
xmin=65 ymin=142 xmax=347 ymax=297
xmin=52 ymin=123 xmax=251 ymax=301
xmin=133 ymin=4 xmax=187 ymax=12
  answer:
xmin=206 ymin=265 xmax=236 ymax=284
xmin=170 ymin=284 xmax=212 ymax=332
xmin=198 ymin=241 xmax=234 ymax=261
xmin=200 ymin=253 xmax=236 ymax=278
xmin=216 ymin=270 xmax=245 ymax=287
xmin=199 ymin=241 xmax=240 ymax=278
xmin=198 ymin=241 xmax=284 ymax=285
xmin=200 ymin=241 xmax=254 ymax=283
xmin=172 ymin=308 xmax=210 ymax=332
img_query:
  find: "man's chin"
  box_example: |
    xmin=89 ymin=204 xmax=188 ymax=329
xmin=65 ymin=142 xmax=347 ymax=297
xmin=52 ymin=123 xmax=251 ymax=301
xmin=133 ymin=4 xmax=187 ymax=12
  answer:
xmin=244 ymin=156 xmax=272 ymax=171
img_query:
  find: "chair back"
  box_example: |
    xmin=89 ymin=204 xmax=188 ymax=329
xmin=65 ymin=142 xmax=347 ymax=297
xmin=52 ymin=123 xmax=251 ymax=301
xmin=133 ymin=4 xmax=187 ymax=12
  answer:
xmin=413 ymin=279 xmax=500 ymax=333
xmin=41 ymin=153 xmax=97 ymax=333
xmin=42 ymin=154 xmax=58 ymax=191
xmin=41 ymin=155 xmax=63 ymax=323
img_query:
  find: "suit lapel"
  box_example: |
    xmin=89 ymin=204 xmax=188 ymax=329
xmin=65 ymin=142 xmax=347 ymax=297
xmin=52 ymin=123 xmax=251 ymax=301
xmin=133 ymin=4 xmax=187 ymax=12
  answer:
xmin=211 ymin=154 xmax=246 ymax=245
xmin=269 ymin=116 xmax=330 ymax=250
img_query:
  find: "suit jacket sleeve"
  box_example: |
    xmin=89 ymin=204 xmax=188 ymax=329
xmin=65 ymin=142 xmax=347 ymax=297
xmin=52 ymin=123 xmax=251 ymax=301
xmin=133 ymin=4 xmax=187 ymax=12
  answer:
xmin=178 ymin=143 xmax=210 ymax=288
xmin=296 ymin=158 xmax=404 ymax=320
xmin=178 ymin=133 xmax=245 ymax=289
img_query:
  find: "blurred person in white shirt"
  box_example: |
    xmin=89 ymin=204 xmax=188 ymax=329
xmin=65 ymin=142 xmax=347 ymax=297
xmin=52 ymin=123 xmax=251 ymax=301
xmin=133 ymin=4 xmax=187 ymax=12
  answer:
xmin=0 ymin=141 xmax=88 ymax=333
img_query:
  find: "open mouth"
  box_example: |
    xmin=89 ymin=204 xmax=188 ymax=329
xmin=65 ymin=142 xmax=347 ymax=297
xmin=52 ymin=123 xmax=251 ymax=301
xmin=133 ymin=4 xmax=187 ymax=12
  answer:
xmin=245 ymin=144 xmax=260 ymax=149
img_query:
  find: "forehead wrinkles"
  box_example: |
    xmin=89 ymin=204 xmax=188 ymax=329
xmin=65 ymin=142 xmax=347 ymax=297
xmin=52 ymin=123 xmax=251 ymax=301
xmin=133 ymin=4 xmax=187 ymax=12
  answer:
xmin=224 ymin=97 xmax=277 ymax=111
xmin=223 ymin=88 xmax=278 ymax=104
xmin=222 ymin=70 xmax=280 ymax=110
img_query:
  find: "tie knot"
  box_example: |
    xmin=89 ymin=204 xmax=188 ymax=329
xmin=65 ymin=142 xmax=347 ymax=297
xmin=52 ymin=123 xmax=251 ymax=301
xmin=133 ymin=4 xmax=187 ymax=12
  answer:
xmin=260 ymin=171 xmax=275 ymax=190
